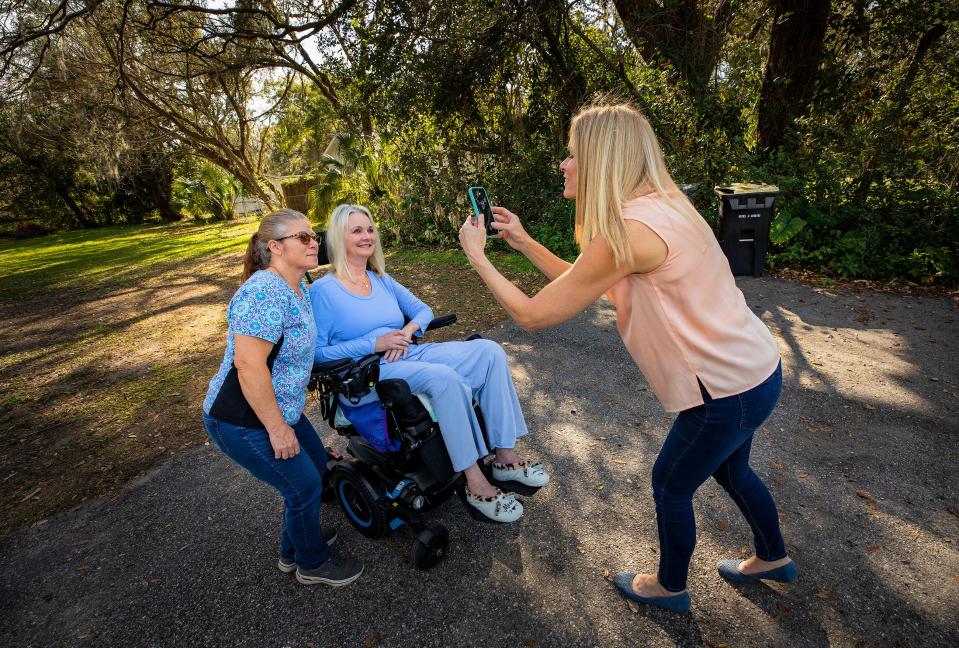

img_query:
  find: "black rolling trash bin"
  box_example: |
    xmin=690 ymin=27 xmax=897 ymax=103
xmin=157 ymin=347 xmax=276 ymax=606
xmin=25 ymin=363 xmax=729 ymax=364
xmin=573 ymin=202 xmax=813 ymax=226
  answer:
xmin=714 ymin=183 xmax=781 ymax=277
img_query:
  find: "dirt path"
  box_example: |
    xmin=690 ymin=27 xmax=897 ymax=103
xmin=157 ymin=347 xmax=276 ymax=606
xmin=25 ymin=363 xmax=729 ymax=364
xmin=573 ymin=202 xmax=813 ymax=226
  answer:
xmin=1 ymin=274 xmax=956 ymax=647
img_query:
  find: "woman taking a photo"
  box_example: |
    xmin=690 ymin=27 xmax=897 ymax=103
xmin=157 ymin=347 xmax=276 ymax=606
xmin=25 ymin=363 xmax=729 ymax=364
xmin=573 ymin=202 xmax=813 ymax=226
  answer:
xmin=458 ymin=102 xmax=796 ymax=612
xmin=202 ymin=208 xmax=363 ymax=587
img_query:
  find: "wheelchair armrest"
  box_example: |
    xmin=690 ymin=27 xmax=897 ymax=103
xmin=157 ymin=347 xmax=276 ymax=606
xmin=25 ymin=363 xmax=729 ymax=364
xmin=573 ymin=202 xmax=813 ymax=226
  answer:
xmin=312 ymin=358 xmax=353 ymax=376
xmin=424 ymin=314 xmax=457 ymax=332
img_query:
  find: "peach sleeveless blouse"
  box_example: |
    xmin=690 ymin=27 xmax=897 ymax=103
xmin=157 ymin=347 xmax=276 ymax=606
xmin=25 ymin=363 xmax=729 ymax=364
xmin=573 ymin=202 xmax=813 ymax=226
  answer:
xmin=606 ymin=193 xmax=780 ymax=412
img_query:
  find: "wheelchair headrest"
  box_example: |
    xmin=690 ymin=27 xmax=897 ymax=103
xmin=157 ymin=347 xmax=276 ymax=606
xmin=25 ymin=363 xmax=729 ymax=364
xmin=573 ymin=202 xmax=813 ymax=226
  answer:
xmin=316 ymin=230 xmax=330 ymax=266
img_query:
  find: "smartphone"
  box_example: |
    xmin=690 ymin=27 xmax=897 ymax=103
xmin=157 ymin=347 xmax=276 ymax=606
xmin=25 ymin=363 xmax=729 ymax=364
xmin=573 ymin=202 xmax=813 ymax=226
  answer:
xmin=467 ymin=186 xmax=499 ymax=238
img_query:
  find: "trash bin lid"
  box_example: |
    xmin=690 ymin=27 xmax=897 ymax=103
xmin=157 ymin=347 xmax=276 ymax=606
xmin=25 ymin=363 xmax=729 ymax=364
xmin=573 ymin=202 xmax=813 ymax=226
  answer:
xmin=714 ymin=183 xmax=781 ymax=197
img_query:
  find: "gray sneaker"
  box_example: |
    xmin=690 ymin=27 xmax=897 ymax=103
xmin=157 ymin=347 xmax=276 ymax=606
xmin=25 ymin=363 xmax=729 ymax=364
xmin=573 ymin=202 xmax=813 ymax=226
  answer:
xmin=295 ymin=557 xmax=364 ymax=587
xmin=277 ymin=525 xmax=338 ymax=573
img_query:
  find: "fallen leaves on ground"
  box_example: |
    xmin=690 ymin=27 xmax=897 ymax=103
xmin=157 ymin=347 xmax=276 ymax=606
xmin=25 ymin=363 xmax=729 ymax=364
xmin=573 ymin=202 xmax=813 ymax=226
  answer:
xmin=798 ymin=471 xmax=810 ymax=478
xmin=576 ymin=545 xmax=587 ymax=554
xmin=715 ymin=522 xmax=730 ymax=531
xmin=20 ymin=487 xmax=41 ymax=502
xmin=866 ymin=545 xmax=881 ymax=553
xmin=856 ymin=490 xmax=879 ymax=515
xmin=817 ymin=587 xmax=833 ymax=599
xmin=602 ymin=568 xmax=612 ymax=581
xmin=947 ymin=506 xmax=959 ymax=518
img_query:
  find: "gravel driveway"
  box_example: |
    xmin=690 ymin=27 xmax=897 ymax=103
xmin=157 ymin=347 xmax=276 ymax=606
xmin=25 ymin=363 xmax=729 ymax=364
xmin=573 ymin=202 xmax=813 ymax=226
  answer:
xmin=1 ymin=277 xmax=957 ymax=647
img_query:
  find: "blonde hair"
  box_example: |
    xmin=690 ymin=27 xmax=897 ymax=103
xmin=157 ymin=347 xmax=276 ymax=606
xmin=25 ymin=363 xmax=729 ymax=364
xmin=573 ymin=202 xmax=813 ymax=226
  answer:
xmin=242 ymin=208 xmax=309 ymax=281
xmin=569 ymin=102 xmax=713 ymax=268
xmin=325 ymin=204 xmax=386 ymax=279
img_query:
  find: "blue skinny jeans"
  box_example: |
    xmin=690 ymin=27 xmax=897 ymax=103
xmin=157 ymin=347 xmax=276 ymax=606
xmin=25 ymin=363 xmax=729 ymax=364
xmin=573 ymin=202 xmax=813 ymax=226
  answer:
xmin=652 ymin=362 xmax=786 ymax=592
xmin=202 ymin=412 xmax=332 ymax=569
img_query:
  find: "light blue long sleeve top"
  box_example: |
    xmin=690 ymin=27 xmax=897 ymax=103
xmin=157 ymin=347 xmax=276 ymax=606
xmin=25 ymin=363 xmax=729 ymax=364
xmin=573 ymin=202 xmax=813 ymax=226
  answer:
xmin=310 ymin=271 xmax=434 ymax=362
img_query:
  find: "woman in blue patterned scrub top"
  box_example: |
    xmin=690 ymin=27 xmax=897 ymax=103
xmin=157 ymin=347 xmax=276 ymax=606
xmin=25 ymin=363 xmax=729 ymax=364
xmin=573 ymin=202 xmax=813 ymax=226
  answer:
xmin=202 ymin=209 xmax=363 ymax=588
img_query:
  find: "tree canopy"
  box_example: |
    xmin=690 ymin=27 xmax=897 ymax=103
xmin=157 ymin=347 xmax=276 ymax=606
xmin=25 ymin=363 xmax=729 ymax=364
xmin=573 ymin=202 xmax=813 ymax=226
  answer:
xmin=1 ymin=0 xmax=956 ymax=283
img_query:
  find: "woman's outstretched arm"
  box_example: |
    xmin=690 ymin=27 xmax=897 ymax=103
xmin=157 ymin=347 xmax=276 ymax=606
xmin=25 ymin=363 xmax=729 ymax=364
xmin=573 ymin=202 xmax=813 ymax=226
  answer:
xmin=491 ymin=206 xmax=571 ymax=280
xmin=461 ymin=216 xmax=667 ymax=331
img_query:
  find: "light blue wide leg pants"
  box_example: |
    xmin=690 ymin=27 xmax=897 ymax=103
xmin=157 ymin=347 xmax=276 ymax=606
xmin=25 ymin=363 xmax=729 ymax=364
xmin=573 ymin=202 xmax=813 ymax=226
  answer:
xmin=376 ymin=339 xmax=528 ymax=471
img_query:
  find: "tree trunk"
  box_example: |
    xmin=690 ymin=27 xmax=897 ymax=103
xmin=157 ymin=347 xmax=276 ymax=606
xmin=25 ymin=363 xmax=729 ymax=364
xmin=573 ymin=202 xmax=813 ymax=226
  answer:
xmin=850 ymin=22 xmax=948 ymax=202
xmin=756 ymin=0 xmax=831 ymax=152
xmin=56 ymin=185 xmax=94 ymax=227
xmin=139 ymin=167 xmax=182 ymax=222
xmin=612 ymin=0 xmax=736 ymax=104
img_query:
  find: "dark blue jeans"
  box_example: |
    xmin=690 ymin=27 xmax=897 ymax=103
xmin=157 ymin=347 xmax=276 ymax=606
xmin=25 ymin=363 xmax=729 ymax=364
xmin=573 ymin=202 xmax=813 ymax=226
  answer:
xmin=202 ymin=413 xmax=332 ymax=569
xmin=652 ymin=362 xmax=786 ymax=592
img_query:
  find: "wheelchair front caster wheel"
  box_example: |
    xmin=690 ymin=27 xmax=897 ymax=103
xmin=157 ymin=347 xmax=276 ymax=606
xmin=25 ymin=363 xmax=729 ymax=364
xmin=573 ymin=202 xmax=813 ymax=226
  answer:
xmin=412 ymin=524 xmax=449 ymax=569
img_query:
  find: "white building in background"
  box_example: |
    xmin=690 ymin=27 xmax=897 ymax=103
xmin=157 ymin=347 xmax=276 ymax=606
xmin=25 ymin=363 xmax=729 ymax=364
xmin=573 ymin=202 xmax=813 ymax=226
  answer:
xmin=233 ymin=196 xmax=267 ymax=217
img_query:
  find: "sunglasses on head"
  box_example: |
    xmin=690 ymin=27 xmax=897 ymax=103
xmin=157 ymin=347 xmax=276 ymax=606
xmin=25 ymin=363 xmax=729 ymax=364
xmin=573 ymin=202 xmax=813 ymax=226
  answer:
xmin=276 ymin=231 xmax=319 ymax=245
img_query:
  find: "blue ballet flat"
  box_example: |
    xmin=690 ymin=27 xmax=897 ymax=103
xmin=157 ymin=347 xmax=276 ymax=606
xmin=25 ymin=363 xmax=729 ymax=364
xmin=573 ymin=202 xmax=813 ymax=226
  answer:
xmin=717 ymin=559 xmax=799 ymax=584
xmin=612 ymin=572 xmax=692 ymax=613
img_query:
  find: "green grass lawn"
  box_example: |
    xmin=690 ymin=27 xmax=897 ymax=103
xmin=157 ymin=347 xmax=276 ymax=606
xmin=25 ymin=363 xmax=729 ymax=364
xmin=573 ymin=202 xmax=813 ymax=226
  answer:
xmin=0 ymin=220 xmax=542 ymax=301
xmin=0 ymin=220 xmax=256 ymax=300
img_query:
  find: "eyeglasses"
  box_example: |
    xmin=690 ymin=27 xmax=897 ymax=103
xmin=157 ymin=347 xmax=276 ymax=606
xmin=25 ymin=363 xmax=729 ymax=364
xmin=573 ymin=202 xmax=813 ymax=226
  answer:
xmin=275 ymin=231 xmax=319 ymax=245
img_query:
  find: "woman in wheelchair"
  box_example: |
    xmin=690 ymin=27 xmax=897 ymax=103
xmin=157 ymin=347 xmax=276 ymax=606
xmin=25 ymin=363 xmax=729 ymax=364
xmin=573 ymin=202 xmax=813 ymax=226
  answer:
xmin=310 ymin=204 xmax=549 ymax=523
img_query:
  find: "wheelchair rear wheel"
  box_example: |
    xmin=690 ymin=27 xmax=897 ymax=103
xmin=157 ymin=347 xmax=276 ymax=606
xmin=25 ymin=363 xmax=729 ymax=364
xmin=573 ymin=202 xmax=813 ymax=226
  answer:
xmin=332 ymin=467 xmax=388 ymax=538
xmin=412 ymin=524 xmax=449 ymax=570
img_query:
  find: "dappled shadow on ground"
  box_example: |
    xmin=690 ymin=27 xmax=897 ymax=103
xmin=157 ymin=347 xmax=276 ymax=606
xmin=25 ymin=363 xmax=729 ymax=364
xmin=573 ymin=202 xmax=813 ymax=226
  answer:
xmin=1 ymin=276 xmax=956 ymax=646
xmin=496 ymin=278 xmax=958 ymax=645
xmin=0 ymin=251 xmax=245 ymax=535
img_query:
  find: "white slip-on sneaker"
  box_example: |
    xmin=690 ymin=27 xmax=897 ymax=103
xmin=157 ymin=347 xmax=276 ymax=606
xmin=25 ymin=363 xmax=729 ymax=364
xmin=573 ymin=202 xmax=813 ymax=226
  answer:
xmin=491 ymin=461 xmax=550 ymax=487
xmin=465 ymin=488 xmax=524 ymax=522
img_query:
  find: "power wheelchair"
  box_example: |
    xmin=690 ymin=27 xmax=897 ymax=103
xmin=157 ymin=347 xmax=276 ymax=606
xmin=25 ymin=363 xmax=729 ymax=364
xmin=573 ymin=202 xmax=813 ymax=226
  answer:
xmin=307 ymin=237 xmax=536 ymax=570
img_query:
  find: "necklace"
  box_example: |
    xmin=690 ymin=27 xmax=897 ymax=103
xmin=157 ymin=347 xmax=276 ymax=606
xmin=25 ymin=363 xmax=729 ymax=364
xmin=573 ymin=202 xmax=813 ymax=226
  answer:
xmin=345 ymin=272 xmax=370 ymax=290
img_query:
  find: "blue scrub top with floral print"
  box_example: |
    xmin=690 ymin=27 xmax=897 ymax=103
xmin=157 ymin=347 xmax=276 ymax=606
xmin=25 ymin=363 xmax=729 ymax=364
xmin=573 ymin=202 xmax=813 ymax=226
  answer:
xmin=204 ymin=270 xmax=317 ymax=425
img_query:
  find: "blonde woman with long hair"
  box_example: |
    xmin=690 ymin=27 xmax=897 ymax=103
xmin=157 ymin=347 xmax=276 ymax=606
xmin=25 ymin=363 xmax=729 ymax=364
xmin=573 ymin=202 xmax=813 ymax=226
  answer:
xmin=459 ymin=103 xmax=796 ymax=613
xmin=310 ymin=204 xmax=550 ymax=523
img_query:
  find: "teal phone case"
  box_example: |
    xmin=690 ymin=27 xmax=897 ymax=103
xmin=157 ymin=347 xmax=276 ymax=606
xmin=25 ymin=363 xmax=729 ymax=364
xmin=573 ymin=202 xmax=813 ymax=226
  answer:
xmin=467 ymin=186 xmax=498 ymax=237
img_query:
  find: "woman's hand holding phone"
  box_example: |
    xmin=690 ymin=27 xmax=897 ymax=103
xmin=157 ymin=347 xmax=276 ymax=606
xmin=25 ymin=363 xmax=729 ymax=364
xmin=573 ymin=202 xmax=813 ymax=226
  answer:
xmin=458 ymin=212 xmax=489 ymax=262
xmin=490 ymin=206 xmax=531 ymax=252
